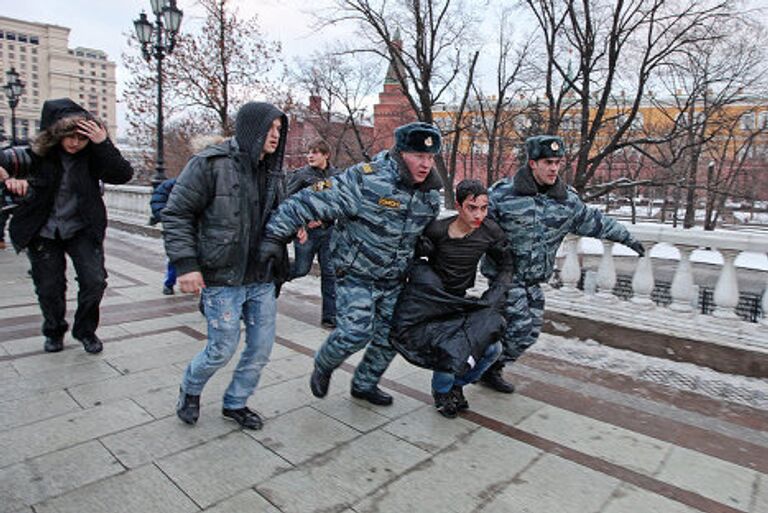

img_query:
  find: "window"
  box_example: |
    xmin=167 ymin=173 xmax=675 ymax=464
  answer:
xmin=741 ymin=112 xmax=755 ymax=130
xmin=6 ymin=32 xmax=15 ymax=41
xmin=759 ymin=111 xmax=768 ymax=129
xmin=30 ymin=36 xmax=39 ymax=45
xmin=18 ymin=35 xmax=27 ymax=43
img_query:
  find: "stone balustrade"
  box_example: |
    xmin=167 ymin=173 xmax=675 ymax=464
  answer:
xmin=104 ymin=184 xmax=154 ymax=226
xmin=102 ymin=184 xmax=767 ymax=350
xmin=549 ymin=223 xmax=768 ymax=350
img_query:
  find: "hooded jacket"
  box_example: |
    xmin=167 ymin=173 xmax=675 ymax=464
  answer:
xmin=8 ymin=98 xmax=134 ymax=251
xmin=482 ymin=164 xmax=638 ymax=285
xmin=162 ymin=102 xmax=290 ymax=287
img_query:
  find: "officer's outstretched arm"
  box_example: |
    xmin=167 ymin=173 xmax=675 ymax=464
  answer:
xmin=266 ymin=166 xmax=363 ymax=241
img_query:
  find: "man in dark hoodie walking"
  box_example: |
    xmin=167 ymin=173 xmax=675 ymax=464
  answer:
xmin=1 ymin=98 xmax=133 ymax=354
xmin=163 ymin=102 xmax=289 ymax=430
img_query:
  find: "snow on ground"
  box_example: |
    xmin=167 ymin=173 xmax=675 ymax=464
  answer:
xmin=113 ymin=227 xmax=768 ymax=411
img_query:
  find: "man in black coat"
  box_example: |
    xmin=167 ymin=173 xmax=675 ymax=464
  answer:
xmin=1 ymin=98 xmax=134 ymax=354
xmin=163 ymin=102 xmax=290 ymax=431
xmin=285 ymin=139 xmax=341 ymax=328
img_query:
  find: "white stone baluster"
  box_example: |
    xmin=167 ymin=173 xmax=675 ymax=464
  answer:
xmin=631 ymin=242 xmax=656 ymax=309
xmin=713 ymin=249 xmax=740 ymax=320
xmin=669 ymin=245 xmax=697 ymax=313
xmin=558 ymin=235 xmax=581 ymax=296
xmin=596 ymin=240 xmax=617 ymax=301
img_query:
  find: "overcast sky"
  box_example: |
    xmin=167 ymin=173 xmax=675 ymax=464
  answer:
xmin=2 ymin=0 xmax=343 ymax=135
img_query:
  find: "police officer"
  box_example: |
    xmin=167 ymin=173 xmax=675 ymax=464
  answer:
xmin=260 ymin=122 xmax=443 ymax=406
xmin=480 ymin=135 xmax=645 ymax=393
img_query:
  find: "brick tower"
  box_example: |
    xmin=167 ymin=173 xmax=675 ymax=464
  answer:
xmin=372 ymin=30 xmax=416 ymax=153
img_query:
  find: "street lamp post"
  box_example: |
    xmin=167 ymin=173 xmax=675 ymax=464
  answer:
xmin=3 ymin=67 xmax=25 ymax=146
xmin=134 ymin=0 xmax=183 ymax=188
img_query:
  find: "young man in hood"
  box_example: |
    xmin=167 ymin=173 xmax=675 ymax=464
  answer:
xmin=260 ymin=122 xmax=443 ymax=407
xmin=285 ymin=139 xmax=341 ymax=328
xmin=1 ymin=98 xmax=133 ymax=354
xmin=163 ymin=102 xmax=289 ymax=430
xmin=480 ymin=135 xmax=645 ymax=393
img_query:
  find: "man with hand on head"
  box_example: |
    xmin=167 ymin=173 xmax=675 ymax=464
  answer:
xmin=1 ymin=98 xmax=133 ymax=354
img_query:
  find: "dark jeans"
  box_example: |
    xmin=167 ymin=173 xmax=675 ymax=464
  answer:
xmin=291 ymin=226 xmax=336 ymax=322
xmin=0 ymin=209 xmax=8 ymax=242
xmin=26 ymin=231 xmax=107 ymax=340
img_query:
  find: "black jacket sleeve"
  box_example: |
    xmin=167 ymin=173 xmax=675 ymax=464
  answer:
xmin=162 ymin=156 xmax=214 ymax=275
xmin=89 ymin=138 xmax=134 ymax=184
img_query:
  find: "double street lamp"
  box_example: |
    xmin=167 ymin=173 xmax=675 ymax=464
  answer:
xmin=133 ymin=0 xmax=183 ymax=188
xmin=3 ymin=67 xmax=25 ymax=146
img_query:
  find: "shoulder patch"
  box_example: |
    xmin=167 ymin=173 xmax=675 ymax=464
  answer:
xmin=312 ymin=179 xmax=334 ymax=192
xmin=361 ymin=163 xmax=376 ymax=174
xmin=378 ymin=197 xmax=401 ymax=209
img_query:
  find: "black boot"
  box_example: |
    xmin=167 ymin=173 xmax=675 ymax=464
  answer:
xmin=176 ymin=388 xmax=200 ymax=425
xmin=432 ymin=389 xmax=458 ymax=418
xmin=351 ymin=386 xmax=393 ymax=406
xmin=310 ymin=364 xmax=332 ymax=398
xmin=452 ymin=386 xmax=469 ymax=411
xmin=44 ymin=335 xmax=64 ymax=353
xmin=78 ymin=335 xmax=103 ymax=354
xmin=479 ymin=361 xmax=515 ymax=394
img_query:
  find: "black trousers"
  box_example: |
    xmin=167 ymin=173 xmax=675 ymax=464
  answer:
xmin=26 ymin=231 xmax=107 ymax=340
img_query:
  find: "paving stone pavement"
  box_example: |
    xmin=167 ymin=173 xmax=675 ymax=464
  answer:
xmin=0 ymin=228 xmax=767 ymax=513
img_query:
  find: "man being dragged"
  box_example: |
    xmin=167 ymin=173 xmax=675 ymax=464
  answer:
xmin=390 ymin=179 xmax=510 ymax=418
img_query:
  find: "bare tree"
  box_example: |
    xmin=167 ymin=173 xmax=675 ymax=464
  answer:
xmin=291 ymin=49 xmax=382 ymax=165
xmin=319 ymin=0 xmax=481 ymax=202
xmin=122 ymin=0 xmax=280 ymax=166
xmin=524 ymin=0 xmax=733 ymax=195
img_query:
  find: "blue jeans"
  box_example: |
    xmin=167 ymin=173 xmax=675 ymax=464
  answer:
xmin=291 ymin=225 xmax=336 ymax=322
xmin=164 ymin=260 xmax=177 ymax=289
xmin=181 ymin=282 xmax=276 ymax=409
xmin=432 ymin=342 xmax=502 ymax=394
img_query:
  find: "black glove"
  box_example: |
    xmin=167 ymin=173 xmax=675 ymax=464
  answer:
xmin=256 ymin=234 xmax=286 ymax=282
xmin=627 ymin=240 xmax=645 ymax=257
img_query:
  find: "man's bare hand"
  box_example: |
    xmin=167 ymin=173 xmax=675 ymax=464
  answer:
xmin=178 ymin=271 xmax=206 ymax=294
xmin=4 ymin=178 xmax=29 ymax=196
xmin=77 ymin=119 xmax=107 ymax=144
xmin=0 ymin=166 xmax=8 ymax=181
xmin=297 ymin=227 xmax=308 ymax=244
xmin=307 ymin=220 xmax=323 ymax=229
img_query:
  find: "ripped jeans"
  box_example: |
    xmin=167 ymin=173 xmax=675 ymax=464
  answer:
xmin=181 ymin=282 xmax=276 ymax=409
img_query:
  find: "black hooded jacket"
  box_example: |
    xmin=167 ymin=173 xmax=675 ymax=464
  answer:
xmin=162 ymin=102 xmax=290 ymax=288
xmin=8 ymin=98 xmax=134 ymax=251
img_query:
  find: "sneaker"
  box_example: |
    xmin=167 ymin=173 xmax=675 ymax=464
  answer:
xmin=432 ymin=389 xmax=458 ymax=419
xmin=43 ymin=335 xmax=64 ymax=353
xmin=162 ymin=285 xmax=174 ymax=295
xmin=78 ymin=335 xmax=103 ymax=354
xmin=309 ymin=364 xmax=332 ymax=398
xmin=350 ymin=386 xmax=393 ymax=406
xmin=222 ymin=406 xmax=263 ymax=430
xmin=176 ymin=388 xmax=200 ymax=425
xmin=452 ymin=386 xmax=469 ymax=411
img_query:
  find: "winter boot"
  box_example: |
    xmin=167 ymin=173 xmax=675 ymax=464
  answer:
xmin=452 ymin=386 xmax=469 ymax=411
xmin=479 ymin=361 xmax=515 ymax=394
xmin=432 ymin=389 xmax=458 ymax=419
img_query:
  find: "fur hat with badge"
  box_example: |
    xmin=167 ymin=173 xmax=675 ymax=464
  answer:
xmin=395 ymin=122 xmax=442 ymax=154
xmin=525 ymin=135 xmax=565 ymax=161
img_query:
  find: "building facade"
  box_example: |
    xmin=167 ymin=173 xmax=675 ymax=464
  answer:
xmin=0 ymin=16 xmax=116 ymax=144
